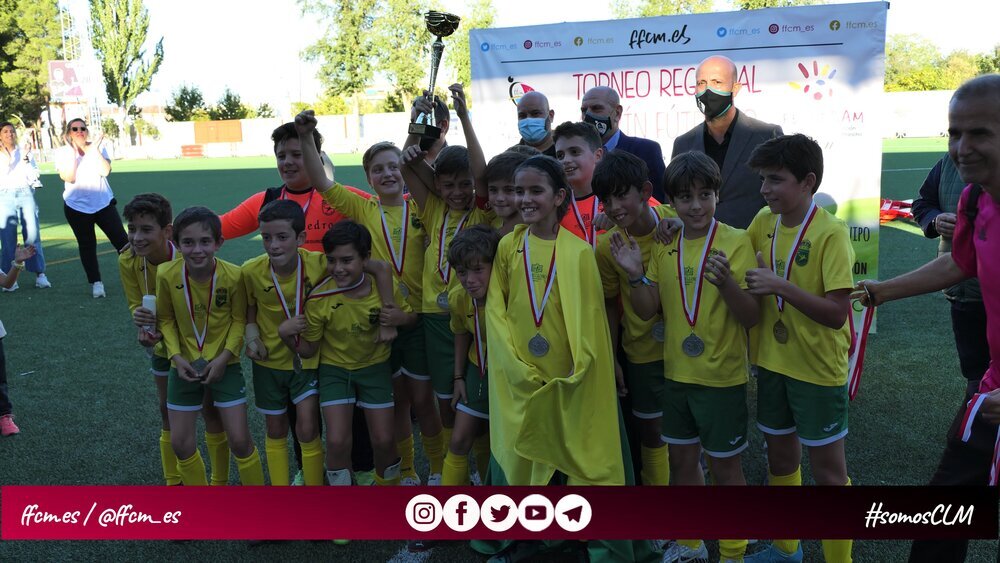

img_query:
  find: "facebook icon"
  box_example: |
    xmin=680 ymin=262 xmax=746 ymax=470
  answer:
xmin=442 ymin=494 xmax=481 ymax=532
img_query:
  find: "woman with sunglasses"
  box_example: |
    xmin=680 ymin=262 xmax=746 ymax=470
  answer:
xmin=55 ymin=118 xmax=128 ymax=298
xmin=0 ymin=121 xmax=50 ymax=290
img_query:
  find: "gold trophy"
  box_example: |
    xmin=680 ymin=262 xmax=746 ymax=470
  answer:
xmin=409 ymin=11 xmax=461 ymax=151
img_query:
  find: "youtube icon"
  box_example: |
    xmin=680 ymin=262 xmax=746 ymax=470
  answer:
xmin=518 ymin=494 xmax=554 ymax=532
xmin=525 ymin=505 xmax=547 ymax=520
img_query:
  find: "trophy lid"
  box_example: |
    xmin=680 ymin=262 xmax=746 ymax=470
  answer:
xmin=425 ymin=11 xmax=460 ymax=38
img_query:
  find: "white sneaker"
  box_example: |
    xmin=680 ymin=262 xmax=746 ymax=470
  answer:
xmin=2 ymin=281 xmax=17 ymax=292
xmin=35 ymin=274 xmax=51 ymax=288
xmin=400 ymin=475 xmax=422 ymax=486
xmin=92 ymin=281 xmax=105 ymax=298
xmin=662 ymin=541 xmax=708 ymax=563
xmin=426 ymin=473 xmax=442 ymax=486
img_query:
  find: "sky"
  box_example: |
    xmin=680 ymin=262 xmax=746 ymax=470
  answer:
xmin=62 ymin=0 xmax=997 ymax=110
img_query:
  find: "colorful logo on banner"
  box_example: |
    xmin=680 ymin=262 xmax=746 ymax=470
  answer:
xmin=508 ymin=76 xmax=537 ymax=106
xmin=790 ymin=60 xmax=838 ymax=100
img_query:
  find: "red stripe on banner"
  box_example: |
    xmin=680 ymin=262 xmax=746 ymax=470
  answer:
xmin=2 ymin=486 xmax=996 ymax=540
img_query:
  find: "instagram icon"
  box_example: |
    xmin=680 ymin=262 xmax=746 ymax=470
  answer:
xmin=405 ymin=494 xmax=442 ymax=532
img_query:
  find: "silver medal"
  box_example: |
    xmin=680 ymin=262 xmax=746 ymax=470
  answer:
xmin=191 ymin=358 xmax=209 ymax=378
xmin=528 ymin=333 xmax=550 ymax=357
xmin=652 ymin=321 xmax=665 ymax=343
xmin=773 ymin=320 xmax=789 ymax=344
xmin=682 ymin=334 xmax=704 ymax=357
xmin=437 ymin=291 xmax=449 ymax=310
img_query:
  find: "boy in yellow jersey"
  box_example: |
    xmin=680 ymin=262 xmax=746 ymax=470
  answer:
xmin=742 ymin=135 xmax=854 ymax=563
xmin=156 ymin=207 xmax=263 ymax=486
xmin=402 ymin=112 xmax=493 ymax=485
xmin=240 ymin=199 xmax=326 ymax=486
xmin=291 ymin=221 xmax=413 ymax=487
xmin=592 ymin=151 xmax=676 ymax=490
xmin=121 ymin=193 xmax=230 ymax=486
xmin=482 ymin=151 xmax=529 ymax=236
xmin=294 ymin=110 xmax=440 ymax=487
xmin=617 ymin=151 xmax=758 ymax=563
xmin=442 ymin=225 xmax=500 ymax=486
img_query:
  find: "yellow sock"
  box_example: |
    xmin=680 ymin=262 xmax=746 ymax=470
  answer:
xmin=398 ymin=434 xmax=417 ymax=479
xmin=822 ymin=477 xmax=853 ymax=563
xmin=720 ymin=539 xmax=749 ymax=560
xmin=770 ymin=466 xmax=802 ymax=555
xmin=422 ymin=430 xmax=445 ymax=475
xmin=472 ymin=435 xmax=491 ymax=480
xmin=441 ymin=427 xmax=453 ymax=462
xmin=300 ymin=437 xmax=326 ymax=486
xmin=235 ymin=446 xmax=265 ymax=485
xmin=177 ymin=451 xmax=208 ymax=486
xmin=374 ymin=460 xmax=401 ymax=486
xmin=677 ymin=540 xmax=702 ymax=550
xmin=160 ymin=430 xmax=181 ymax=485
xmin=265 ymin=436 xmax=290 ymax=486
xmin=442 ymin=449 xmax=470 ymax=486
xmin=205 ymin=431 xmax=230 ymax=486
xmin=640 ymin=444 xmax=669 ymax=486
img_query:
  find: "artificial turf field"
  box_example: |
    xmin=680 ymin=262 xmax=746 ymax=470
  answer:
xmin=0 ymin=138 xmax=996 ymax=562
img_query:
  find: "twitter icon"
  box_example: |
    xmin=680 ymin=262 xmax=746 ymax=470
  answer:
xmin=480 ymin=494 xmax=519 ymax=532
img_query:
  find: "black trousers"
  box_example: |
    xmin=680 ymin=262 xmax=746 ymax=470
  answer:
xmin=63 ymin=202 xmax=129 ymax=283
xmin=0 ymin=338 xmax=11 ymax=416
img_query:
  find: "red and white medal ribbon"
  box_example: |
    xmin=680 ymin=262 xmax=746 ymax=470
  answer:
xmin=270 ymin=254 xmax=305 ymax=345
xmin=379 ymin=199 xmax=409 ymax=277
xmin=957 ymin=392 xmax=1000 ymax=485
xmin=770 ymin=202 xmax=818 ymax=313
xmin=182 ymin=260 xmax=217 ymax=356
xmin=847 ymin=303 xmax=876 ymax=401
xmin=143 ymin=242 xmax=176 ymax=295
xmin=571 ymin=196 xmax=599 ymax=249
xmin=473 ymin=299 xmax=486 ymax=378
xmin=676 ymin=219 xmax=718 ymax=330
xmin=437 ymin=208 xmax=471 ymax=283
xmin=522 ymin=230 xmax=557 ymax=329
xmin=307 ymin=273 xmax=367 ymax=301
xmin=281 ymin=187 xmax=313 ymax=215
xmin=990 ymin=427 xmax=1000 ymax=486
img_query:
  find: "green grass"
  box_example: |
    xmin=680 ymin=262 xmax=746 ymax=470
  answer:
xmin=0 ymin=140 xmax=994 ymax=562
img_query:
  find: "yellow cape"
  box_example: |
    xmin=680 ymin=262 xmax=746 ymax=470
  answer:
xmin=486 ymin=225 xmax=625 ymax=485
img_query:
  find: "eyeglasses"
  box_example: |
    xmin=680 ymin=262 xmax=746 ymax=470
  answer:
xmin=71 ymin=126 xmax=88 ymax=132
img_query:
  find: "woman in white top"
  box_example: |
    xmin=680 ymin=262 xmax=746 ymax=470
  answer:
xmin=54 ymin=118 xmax=128 ymax=298
xmin=0 ymin=121 xmax=49 ymax=290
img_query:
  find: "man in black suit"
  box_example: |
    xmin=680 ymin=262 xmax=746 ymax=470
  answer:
xmin=581 ymin=86 xmax=666 ymax=201
xmin=672 ymin=55 xmax=783 ymax=229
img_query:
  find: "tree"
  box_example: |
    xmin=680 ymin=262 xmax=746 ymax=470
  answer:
xmin=89 ymin=0 xmax=164 ymax=142
xmin=445 ymin=0 xmax=495 ymax=98
xmin=164 ymin=84 xmax=206 ymax=122
xmin=613 ymin=0 xmax=713 ymax=18
xmin=300 ymin=0 xmax=377 ymax=97
xmin=733 ymin=0 xmax=823 ymax=8
xmin=0 ymin=0 xmax=63 ymax=127
xmin=255 ymin=103 xmax=275 ymax=119
xmin=885 ymin=34 xmax=944 ymax=92
xmin=941 ymin=50 xmax=979 ymax=90
xmin=371 ymin=0 xmax=429 ymax=112
xmin=977 ymin=44 xmax=1000 ymax=75
xmin=208 ymin=88 xmax=252 ymax=120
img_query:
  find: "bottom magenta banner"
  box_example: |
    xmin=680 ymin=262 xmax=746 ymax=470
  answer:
xmin=2 ymin=486 xmax=996 ymax=540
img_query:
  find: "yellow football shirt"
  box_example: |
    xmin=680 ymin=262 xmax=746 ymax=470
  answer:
xmin=119 ymin=243 xmax=179 ymax=358
xmin=647 ymin=222 xmax=755 ymax=387
xmin=419 ymin=194 xmax=491 ymax=314
xmin=449 ymin=286 xmax=487 ymax=370
xmin=747 ymin=206 xmax=855 ymax=386
xmin=156 ymin=258 xmax=246 ymax=366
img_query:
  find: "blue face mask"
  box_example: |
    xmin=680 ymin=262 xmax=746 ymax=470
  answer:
xmin=518 ymin=117 xmax=549 ymax=144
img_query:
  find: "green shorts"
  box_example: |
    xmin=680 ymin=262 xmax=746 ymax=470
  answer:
xmin=167 ymin=363 xmax=247 ymax=411
xmin=151 ymin=354 xmax=170 ymax=377
xmin=318 ymin=362 xmax=394 ymax=409
xmin=454 ymin=361 xmax=489 ymax=420
xmin=251 ymin=362 xmax=319 ymax=415
xmin=391 ymin=317 xmax=430 ymax=380
xmin=625 ymin=360 xmax=664 ymax=418
xmin=756 ymin=367 xmax=849 ymax=447
xmin=661 ymin=380 xmax=748 ymax=458
xmin=422 ymin=313 xmax=456 ymax=399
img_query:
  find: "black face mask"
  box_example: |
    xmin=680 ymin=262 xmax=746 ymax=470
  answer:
xmin=584 ymin=112 xmax=613 ymax=138
xmin=695 ymin=88 xmax=734 ymax=121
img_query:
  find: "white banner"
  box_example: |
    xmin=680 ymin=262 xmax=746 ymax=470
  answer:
xmin=470 ymin=1 xmax=887 ymax=290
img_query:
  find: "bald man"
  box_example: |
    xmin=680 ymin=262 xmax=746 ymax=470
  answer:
xmin=672 ymin=55 xmax=782 ymax=229
xmin=515 ymin=91 xmax=556 ymax=157
xmin=581 ymin=86 xmax=666 ymax=201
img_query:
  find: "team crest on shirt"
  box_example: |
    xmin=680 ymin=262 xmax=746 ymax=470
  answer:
xmin=531 ymin=263 xmax=544 ymax=282
xmin=368 ymin=307 xmax=381 ymax=326
xmin=411 ymin=215 xmax=424 ymax=231
xmin=795 ymin=239 xmax=811 ymax=267
xmin=321 ymin=200 xmax=335 ymax=216
xmin=215 ymin=288 xmax=228 ymax=307
xmin=683 ymin=265 xmax=695 ymax=285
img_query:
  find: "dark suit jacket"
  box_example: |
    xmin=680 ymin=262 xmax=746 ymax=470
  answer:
xmin=615 ymin=132 xmax=666 ymax=202
xmin=672 ymin=111 xmax=783 ymax=229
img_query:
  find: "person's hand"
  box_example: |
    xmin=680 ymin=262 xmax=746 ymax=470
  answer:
xmin=201 ymin=357 xmax=226 ymax=385
xmin=934 ymin=212 xmax=957 ymax=239
xmin=654 ymin=217 xmax=683 ymax=245
xmin=592 ymin=212 xmax=614 ymax=232
xmin=245 ymin=338 xmax=268 ymax=362
xmin=449 ymin=83 xmax=468 ymax=119
xmin=745 ymin=251 xmax=784 ymax=296
xmin=137 ymin=327 xmax=162 ymax=347
xmin=278 ymin=315 xmax=307 ymax=339
xmin=411 ymin=91 xmax=436 ymax=122
xmin=450 ymin=378 xmax=468 ymax=410
xmin=379 ymin=303 xmax=408 ymax=327
xmin=980 ymin=388 xmax=1000 ymax=424
xmin=609 ymin=232 xmax=644 ymax=279
xmin=172 ymin=356 xmax=200 ymax=383
xmin=376 ymin=324 xmax=397 ymax=344
xmin=401 ymin=144 xmax=427 ymax=166
xmin=851 ymin=280 xmax=880 ymax=308
xmin=614 ymin=361 xmax=627 ymax=398
xmin=704 ymin=251 xmax=732 ymax=287
xmin=86 ymin=132 xmax=104 ymax=154
xmin=295 ymin=110 xmax=318 ymax=136
xmin=133 ymin=306 xmax=156 ymax=328
xmin=13 ymin=244 xmax=36 ymax=263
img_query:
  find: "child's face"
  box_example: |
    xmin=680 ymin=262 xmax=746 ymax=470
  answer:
xmin=555 ymin=136 xmax=601 ymax=189
xmin=177 ymin=222 xmax=221 ymax=269
xmin=325 ymin=244 xmax=366 ymax=288
xmin=455 ymin=259 xmax=492 ymax=301
xmin=127 ymin=213 xmax=170 ymax=258
xmin=601 ymin=183 xmax=652 ymax=231
xmin=759 ymin=166 xmax=815 ymax=215
xmin=366 ymin=150 xmax=404 ymax=199
xmin=434 ymin=170 xmax=476 ymax=211
xmin=515 ymin=167 xmax=566 ymax=225
xmin=487 ymin=177 xmax=519 ymax=220
xmin=260 ymin=219 xmax=305 ymax=271
xmin=670 ymin=180 xmax=718 ymax=234
xmin=275 ymin=138 xmax=309 ymax=190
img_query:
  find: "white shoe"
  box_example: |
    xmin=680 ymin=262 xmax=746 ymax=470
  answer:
xmin=2 ymin=281 xmax=17 ymax=292
xmin=35 ymin=274 xmax=51 ymax=288
xmin=662 ymin=541 xmax=708 ymax=563
xmin=426 ymin=472 xmax=442 ymax=486
xmin=92 ymin=281 xmax=105 ymax=298
xmin=400 ymin=475 xmax=422 ymax=486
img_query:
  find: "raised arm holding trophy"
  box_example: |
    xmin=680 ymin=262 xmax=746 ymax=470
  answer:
xmin=408 ymin=11 xmax=461 ymax=151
